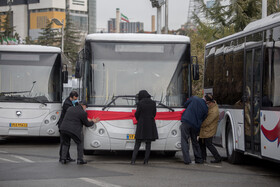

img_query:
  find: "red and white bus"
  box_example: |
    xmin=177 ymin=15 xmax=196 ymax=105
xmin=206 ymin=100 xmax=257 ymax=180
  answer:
xmin=76 ymin=33 xmax=199 ymax=155
xmin=203 ymin=13 xmax=280 ymax=163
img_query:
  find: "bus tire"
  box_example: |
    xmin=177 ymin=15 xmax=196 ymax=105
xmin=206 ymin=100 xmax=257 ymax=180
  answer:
xmin=226 ymin=123 xmax=243 ymax=164
xmin=84 ymin=149 xmax=95 ymax=155
xmin=164 ymin=151 xmax=176 ymax=157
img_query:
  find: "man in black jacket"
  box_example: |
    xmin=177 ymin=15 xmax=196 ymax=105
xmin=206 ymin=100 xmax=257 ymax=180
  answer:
xmin=58 ymin=91 xmax=79 ymax=162
xmin=59 ymin=100 xmax=100 ymax=165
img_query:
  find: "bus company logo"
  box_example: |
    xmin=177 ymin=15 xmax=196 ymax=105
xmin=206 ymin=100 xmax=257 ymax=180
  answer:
xmin=16 ymin=111 xmax=22 ymax=117
xmin=261 ymin=119 xmax=280 ymax=147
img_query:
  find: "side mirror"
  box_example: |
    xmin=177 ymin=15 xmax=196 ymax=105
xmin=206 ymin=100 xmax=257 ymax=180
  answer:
xmin=62 ymin=71 xmax=68 ymax=83
xmin=192 ymin=56 xmax=199 ymax=80
xmin=62 ymin=64 xmax=68 ymax=83
xmin=75 ymin=49 xmax=84 ymax=78
xmin=75 ymin=60 xmax=81 ymax=78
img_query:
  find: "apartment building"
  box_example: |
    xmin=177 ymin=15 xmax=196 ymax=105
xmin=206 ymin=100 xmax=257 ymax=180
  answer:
xmin=0 ymin=0 xmax=96 ymax=40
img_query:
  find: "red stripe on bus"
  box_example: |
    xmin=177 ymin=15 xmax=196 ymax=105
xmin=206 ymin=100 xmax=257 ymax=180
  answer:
xmin=87 ymin=110 xmax=185 ymax=124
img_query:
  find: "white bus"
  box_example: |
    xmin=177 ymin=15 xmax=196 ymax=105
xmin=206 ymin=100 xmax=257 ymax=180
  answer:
xmin=76 ymin=33 xmax=199 ymax=155
xmin=0 ymin=45 xmax=67 ymax=137
xmin=203 ymin=13 xmax=280 ymax=163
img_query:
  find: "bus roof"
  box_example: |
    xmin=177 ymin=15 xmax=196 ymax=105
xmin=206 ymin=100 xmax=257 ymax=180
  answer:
xmin=86 ymin=33 xmax=190 ymax=43
xmin=0 ymin=45 xmax=61 ymax=53
xmin=206 ymin=12 xmax=280 ymax=48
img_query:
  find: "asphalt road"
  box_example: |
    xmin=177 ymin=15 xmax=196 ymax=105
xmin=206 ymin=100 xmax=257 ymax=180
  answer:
xmin=0 ymin=137 xmax=279 ymax=187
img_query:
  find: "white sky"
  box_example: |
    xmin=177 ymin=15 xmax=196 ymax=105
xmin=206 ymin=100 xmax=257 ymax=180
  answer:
xmin=96 ymin=0 xmax=189 ymax=32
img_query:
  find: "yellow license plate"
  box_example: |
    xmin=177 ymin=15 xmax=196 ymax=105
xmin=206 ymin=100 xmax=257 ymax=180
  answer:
xmin=9 ymin=123 xmax=28 ymax=128
xmin=127 ymin=134 xmax=135 ymax=140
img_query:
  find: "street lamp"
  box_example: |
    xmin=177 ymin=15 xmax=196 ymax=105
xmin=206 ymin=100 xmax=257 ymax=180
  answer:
xmin=52 ymin=18 xmax=64 ymax=53
xmin=150 ymin=0 xmax=166 ymax=34
xmin=150 ymin=0 xmax=165 ymax=8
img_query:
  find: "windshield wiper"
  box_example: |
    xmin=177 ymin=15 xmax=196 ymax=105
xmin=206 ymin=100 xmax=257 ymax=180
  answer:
xmin=155 ymin=101 xmax=174 ymax=112
xmin=102 ymin=95 xmax=174 ymax=112
xmin=102 ymin=95 xmax=136 ymax=110
xmin=27 ymin=97 xmax=47 ymax=106
xmin=0 ymin=81 xmax=36 ymax=96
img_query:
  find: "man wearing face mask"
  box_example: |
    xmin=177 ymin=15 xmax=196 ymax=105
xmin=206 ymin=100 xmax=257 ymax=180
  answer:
xmin=58 ymin=90 xmax=79 ymax=163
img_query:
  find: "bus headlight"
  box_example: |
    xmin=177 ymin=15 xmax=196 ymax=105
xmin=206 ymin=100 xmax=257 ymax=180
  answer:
xmin=44 ymin=119 xmax=50 ymax=124
xmin=175 ymin=142 xmax=181 ymax=149
xmin=171 ymin=129 xmax=177 ymax=136
xmin=98 ymin=128 xmax=105 ymax=135
xmin=91 ymin=140 xmax=101 ymax=148
xmin=90 ymin=124 xmax=97 ymax=131
xmin=47 ymin=128 xmax=55 ymax=135
xmin=50 ymin=115 xmax=57 ymax=121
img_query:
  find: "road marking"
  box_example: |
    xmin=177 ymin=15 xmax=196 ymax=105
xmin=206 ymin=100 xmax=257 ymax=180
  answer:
xmin=79 ymin=177 xmax=122 ymax=187
xmin=0 ymin=157 xmax=19 ymax=163
xmin=204 ymin=163 xmax=222 ymax=168
xmin=11 ymin=155 xmax=34 ymax=163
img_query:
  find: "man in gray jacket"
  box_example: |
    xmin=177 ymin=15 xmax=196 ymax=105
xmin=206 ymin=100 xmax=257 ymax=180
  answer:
xmin=59 ymin=100 xmax=100 ymax=165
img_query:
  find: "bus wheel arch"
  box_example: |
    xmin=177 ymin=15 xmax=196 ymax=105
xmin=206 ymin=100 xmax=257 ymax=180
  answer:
xmin=225 ymin=117 xmax=243 ymax=164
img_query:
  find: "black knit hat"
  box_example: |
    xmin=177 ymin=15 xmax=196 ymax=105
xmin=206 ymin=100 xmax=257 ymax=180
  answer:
xmin=137 ymin=90 xmax=151 ymax=101
xmin=205 ymin=93 xmax=214 ymax=103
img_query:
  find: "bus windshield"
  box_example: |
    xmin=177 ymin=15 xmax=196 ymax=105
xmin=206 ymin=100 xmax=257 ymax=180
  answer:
xmin=0 ymin=52 xmax=62 ymax=103
xmin=86 ymin=42 xmax=189 ymax=107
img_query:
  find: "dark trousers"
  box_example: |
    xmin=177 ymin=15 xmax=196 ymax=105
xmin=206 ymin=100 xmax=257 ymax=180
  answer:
xmin=60 ymin=132 xmax=84 ymax=161
xmin=199 ymin=137 xmax=221 ymax=161
xmin=59 ymin=135 xmax=71 ymax=160
xmin=180 ymin=122 xmax=203 ymax=164
xmin=131 ymin=140 xmax=151 ymax=162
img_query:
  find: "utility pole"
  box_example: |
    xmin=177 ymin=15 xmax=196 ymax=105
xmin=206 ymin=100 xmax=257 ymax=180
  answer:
xmin=157 ymin=6 xmax=161 ymax=34
xmin=262 ymin=0 xmax=267 ymax=18
xmin=165 ymin=0 xmax=168 ymax=34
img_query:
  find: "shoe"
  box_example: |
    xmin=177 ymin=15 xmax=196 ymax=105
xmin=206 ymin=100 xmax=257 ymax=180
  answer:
xmin=195 ymin=160 xmax=204 ymax=164
xmin=67 ymin=158 xmax=76 ymax=162
xmin=77 ymin=159 xmax=87 ymax=165
xmin=130 ymin=161 xmax=135 ymax=165
xmin=60 ymin=159 xmax=67 ymax=164
xmin=143 ymin=160 xmax=148 ymax=165
xmin=210 ymin=159 xmax=222 ymax=163
xmin=184 ymin=162 xmax=191 ymax=165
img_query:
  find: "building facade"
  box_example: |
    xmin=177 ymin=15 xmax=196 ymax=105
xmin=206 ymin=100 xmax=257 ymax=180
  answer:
xmin=108 ymin=19 xmax=144 ymax=33
xmin=0 ymin=0 xmax=96 ymax=40
xmin=88 ymin=0 xmax=96 ymax=34
xmin=120 ymin=22 xmax=144 ymax=33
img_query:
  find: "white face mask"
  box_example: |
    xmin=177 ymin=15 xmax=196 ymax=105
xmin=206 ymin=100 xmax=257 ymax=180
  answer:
xmin=72 ymin=99 xmax=79 ymax=106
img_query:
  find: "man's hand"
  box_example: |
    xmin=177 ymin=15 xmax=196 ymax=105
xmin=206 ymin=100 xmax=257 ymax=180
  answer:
xmin=92 ymin=117 xmax=100 ymax=124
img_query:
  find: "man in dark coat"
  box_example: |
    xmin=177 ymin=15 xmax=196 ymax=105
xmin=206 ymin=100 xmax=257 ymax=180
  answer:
xmin=131 ymin=90 xmax=158 ymax=165
xmin=180 ymin=95 xmax=208 ymax=164
xmin=58 ymin=90 xmax=79 ymax=162
xmin=59 ymin=100 xmax=100 ymax=165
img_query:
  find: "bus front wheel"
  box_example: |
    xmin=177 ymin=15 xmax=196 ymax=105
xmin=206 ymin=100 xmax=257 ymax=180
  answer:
xmin=226 ymin=123 xmax=243 ymax=164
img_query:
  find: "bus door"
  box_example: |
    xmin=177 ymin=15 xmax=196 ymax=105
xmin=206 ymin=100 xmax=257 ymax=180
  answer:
xmin=244 ymin=45 xmax=262 ymax=155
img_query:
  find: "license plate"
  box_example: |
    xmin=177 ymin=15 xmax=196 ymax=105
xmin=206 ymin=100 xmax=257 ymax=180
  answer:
xmin=9 ymin=123 xmax=28 ymax=128
xmin=127 ymin=134 xmax=135 ymax=140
